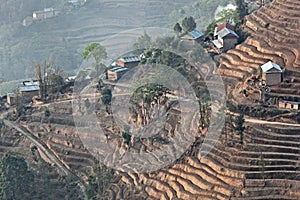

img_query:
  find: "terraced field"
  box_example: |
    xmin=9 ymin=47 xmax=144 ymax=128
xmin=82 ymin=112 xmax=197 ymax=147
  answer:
xmin=17 ymin=93 xmax=298 ymax=199
xmin=218 ymin=0 xmax=300 ymax=101
xmin=112 ymin=122 xmax=300 ymax=199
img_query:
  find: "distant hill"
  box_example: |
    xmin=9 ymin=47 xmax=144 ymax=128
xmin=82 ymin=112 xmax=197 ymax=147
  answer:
xmin=0 ymin=0 xmax=197 ymax=81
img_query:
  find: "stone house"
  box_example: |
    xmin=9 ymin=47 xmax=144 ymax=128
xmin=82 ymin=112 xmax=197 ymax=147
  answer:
xmin=260 ymin=61 xmax=283 ymax=85
xmin=212 ymin=22 xmax=239 ymax=53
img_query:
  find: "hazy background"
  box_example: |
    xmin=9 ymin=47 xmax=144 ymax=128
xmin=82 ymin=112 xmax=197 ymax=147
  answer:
xmin=0 ymin=0 xmax=230 ymax=90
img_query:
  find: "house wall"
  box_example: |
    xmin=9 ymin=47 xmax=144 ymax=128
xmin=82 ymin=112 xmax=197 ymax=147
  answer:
xmin=21 ymin=91 xmax=39 ymax=102
xmin=278 ymin=101 xmax=299 ymax=110
xmin=7 ymin=96 xmax=14 ymax=105
xmin=265 ymin=73 xmax=282 ymax=85
xmin=107 ymin=71 xmax=118 ymax=81
xmin=223 ymin=38 xmax=238 ymax=51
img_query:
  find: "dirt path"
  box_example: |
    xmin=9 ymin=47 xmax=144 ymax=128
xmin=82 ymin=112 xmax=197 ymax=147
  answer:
xmin=1 ymin=112 xmax=88 ymax=199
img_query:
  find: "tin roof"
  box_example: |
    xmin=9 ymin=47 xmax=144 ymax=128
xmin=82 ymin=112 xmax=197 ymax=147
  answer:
xmin=212 ymin=39 xmax=223 ymax=49
xmin=119 ymin=56 xmax=140 ymax=63
xmin=188 ymin=30 xmax=204 ymax=39
xmin=19 ymin=85 xmax=39 ymax=92
xmin=216 ymin=28 xmax=239 ymax=38
xmin=109 ymin=67 xmax=128 ymax=73
xmin=260 ymin=61 xmax=283 ymax=73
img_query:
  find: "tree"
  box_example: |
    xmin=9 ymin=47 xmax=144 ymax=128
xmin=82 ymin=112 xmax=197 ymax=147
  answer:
xmin=216 ymin=8 xmax=240 ymax=25
xmin=34 ymin=61 xmax=64 ymax=100
xmin=234 ymin=113 xmax=245 ymax=144
xmin=182 ymin=16 xmax=196 ymax=32
xmin=133 ymin=32 xmax=152 ymax=53
xmin=0 ymin=154 xmax=34 ymax=200
xmin=101 ymin=88 xmax=112 ymax=113
xmin=173 ymin=22 xmax=182 ymax=35
xmin=82 ymin=43 xmax=107 ymax=77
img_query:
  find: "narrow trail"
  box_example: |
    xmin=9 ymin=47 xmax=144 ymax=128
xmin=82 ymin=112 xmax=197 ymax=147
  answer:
xmin=1 ymin=112 xmax=88 ymax=200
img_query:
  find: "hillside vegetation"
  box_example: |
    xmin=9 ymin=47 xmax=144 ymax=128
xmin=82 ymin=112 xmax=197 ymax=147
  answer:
xmin=0 ymin=0 xmax=197 ymax=81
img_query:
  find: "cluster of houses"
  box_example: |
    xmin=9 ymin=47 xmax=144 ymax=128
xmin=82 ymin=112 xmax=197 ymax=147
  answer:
xmin=107 ymin=56 xmax=141 ymax=81
xmin=180 ymin=22 xmax=240 ymax=54
xmin=3 ymin=75 xmax=77 ymax=107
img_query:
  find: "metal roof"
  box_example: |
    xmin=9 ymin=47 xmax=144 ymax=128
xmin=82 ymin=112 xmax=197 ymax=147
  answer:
xmin=119 ymin=56 xmax=140 ymax=63
xmin=19 ymin=85 xmax=39 ymax=92
xmin=260 ymin=61 xmax=283 ymax=73
xmin=109 ymin=67 xmax=128 ymax=73
xmin=216 ymin=28 xmax=239 ymax=38
xmin=212 ymin=39 xmax=223 ymax=49
xmin=188 ymin=30 xmax=204 ymax=39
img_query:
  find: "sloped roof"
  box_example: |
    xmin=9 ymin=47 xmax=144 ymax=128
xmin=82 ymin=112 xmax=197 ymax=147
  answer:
xmin=119 ymin=56 xmax=140 ymax=63
xmin=212 ymin=39 xmax=223 ymax=49
xmin=216 ymin=22 xmax=235 ymax=32
xmin=109 ymin=67 xmax=128 ymax=73
xmin=260 ymin=61 xmax=283 ymax=73
xmin=19 ymin=85 xmax=39 ymax=92
xmin=217 ymin=28 xmax=239 ymax=38
xmin=188 ymin=30 xmax=204 ymax=39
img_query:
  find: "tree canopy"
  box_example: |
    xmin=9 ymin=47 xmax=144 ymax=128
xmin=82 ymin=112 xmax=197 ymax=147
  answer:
xmin=181 ymin=16 xmax=196 ymax=32
xmin=82 ymin=43 xmax=107 ymax=76
xmin=0 ymin=154 xmax=34 ymax=200
xmin=173 ymin=22 xmax=182 ymax=35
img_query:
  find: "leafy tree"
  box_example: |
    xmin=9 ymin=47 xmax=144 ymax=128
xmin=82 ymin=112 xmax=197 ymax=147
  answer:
xmin=234 ymin=113 xmax=245 ymax=144
xmin=133 ymin=32 xmax=152 ymax=53
xmin=173 ymin=22 xmax=182 ymax=35
xmin=0 ymin=154 xmax=34 ymax=200
xmin=204 ymin=20 xmax=218 ymax=38
xmin=82 ymin=43 xmax=107 ymax=77
xmin=181 ymin=16 xmax=196 ymax=32
xmin=216 ymin=8 xmax=240 ymax=24
xmin=101 ymin=88 xmax=112 ymax=114
xmin=121 ymin=125 xmax=131 ymax=145
xmin=235 ymin=0 xmax=248 ymax=25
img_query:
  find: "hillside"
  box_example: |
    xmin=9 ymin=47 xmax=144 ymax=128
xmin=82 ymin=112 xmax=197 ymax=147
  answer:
xmin=0 ymin=0 xmax=195 ymax=81
xmin=218 ymin=0 xmax=300 ymax=104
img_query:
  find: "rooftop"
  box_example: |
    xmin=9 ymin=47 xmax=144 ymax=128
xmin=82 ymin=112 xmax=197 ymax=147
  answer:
xmin=187 ymin=29 xmax=204 ymax=39
xmin=260 ymin=61 xmax=283 ymax=73
xmin=216 ymin=22 xmax=235 ymax=32
xmin=119 ymin=56 xmax=140 ymax=63
xmin=109 ymin=67 xmax=128 ymax=73
xmin=19 ymin=85 xmax=39 ymax=92
xmin=216 ymin=28 xmax=239 ymax=38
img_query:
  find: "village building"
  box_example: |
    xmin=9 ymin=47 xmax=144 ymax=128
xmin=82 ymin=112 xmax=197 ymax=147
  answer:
xmin=107 ymin=67 xmax=128 ymax=81
xmin=278 ymin=100 xmax=300 ymax=110
xmin=181 ymin=29 xmax=204 ymax=44
xmin=118 ymin=56 xmax=140 ymax=68
xmin=260 ymin=61 xmax=283 ymax=85
xmin=212 ymin=22 xmax=239 ymax=53
xmin=32 ymin=8 xmax=56 ymax=20
xmin=19 ymin=85 xmax=39 ymax=102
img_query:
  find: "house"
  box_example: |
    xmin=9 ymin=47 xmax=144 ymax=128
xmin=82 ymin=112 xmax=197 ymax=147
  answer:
xmin=118 ymin=56 xmax=140 ymax=68
xmin=278 ymin=100 xmax=300 ymax=110
xmin=7 ymin=93 xmax=15 ymax=105
xmin=260 ymin=61 xmax=283 ymax=85
xmin=181 ymin=29 xmax=204 ymax=44
xmin=212 ymin=22 xmax=239 ymax=53
xmin=19 ymin=85 xmax=40 ymax=103
xmin=107 ymin=67 xmax=128 ymax=81
xmin=32 ymin=8 xmax=56 ymax=20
